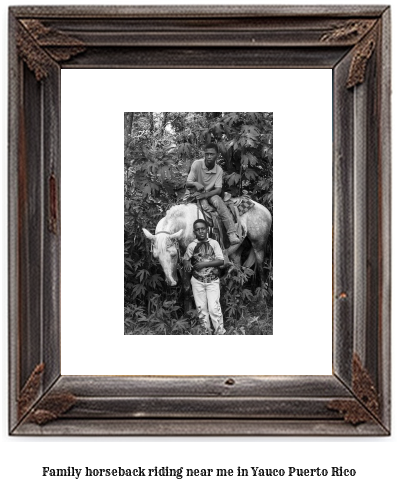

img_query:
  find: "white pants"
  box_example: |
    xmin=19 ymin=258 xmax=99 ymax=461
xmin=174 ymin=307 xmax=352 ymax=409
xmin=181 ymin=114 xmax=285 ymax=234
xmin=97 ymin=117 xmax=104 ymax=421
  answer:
xmin=191 ymin=277 xmax=225 ymax=334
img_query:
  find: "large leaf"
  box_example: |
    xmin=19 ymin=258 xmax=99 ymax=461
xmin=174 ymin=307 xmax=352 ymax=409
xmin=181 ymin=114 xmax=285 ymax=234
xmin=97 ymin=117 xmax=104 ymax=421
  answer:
xmin=212 ymin=122 xmax=224 ymax=137
xmin=135 ymin=269 xmax=149 ymax=283
xmin=238 ymin=125 xmax=260 ymax=148
xmin=177 ymin=142 xmax=192 ymax=158
xmin=248 ymin=153 xmax=258 ymax=166
xmin=223 ymin=113 xmax=239 ymax=128
xmin=244 ymin=169 xmax=258 ymax=181
xmin=254 ymin=178 xmax=270 ymax=191
xmin=147 ymin=274 xmax=163 ymax=288
xmin=132 ymin=283 xmax=146 ymax=298
xmin=241 ymin=152 xmax=258 ymax=169
xmin=248 ymin=112 xmax=264 ymax=125
xmin=145 ymin=161 xmax=159 ymax=173
xmin=226 ymin=172 xmax=241 ymax=186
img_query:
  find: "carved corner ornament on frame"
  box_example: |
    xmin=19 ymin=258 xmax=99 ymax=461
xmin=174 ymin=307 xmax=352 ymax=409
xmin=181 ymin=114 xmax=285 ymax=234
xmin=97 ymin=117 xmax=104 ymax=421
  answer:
xmin=9 ymin=5 xmax=391 ymax=436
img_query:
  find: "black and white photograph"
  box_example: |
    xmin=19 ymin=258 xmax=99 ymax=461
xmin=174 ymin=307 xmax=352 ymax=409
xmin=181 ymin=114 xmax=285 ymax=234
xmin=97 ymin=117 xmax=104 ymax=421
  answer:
xmin=124 ymin=112 xmax=273 ymax=335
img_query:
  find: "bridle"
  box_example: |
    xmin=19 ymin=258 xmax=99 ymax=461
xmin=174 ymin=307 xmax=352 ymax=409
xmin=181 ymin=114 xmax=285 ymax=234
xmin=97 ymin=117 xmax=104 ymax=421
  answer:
xmin=153 ymin=231 xmax=182 ymax=270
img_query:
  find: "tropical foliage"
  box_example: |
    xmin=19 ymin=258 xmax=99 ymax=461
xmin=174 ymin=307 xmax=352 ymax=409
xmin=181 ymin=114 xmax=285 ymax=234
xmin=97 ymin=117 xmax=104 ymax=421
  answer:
xmin=124 ymin=112 xmax=273 ymax=335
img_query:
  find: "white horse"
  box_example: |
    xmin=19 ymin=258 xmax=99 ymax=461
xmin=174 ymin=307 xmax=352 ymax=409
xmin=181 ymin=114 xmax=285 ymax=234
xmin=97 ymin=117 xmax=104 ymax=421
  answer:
xmin=143 ymin=202 xmax=272 ymax=301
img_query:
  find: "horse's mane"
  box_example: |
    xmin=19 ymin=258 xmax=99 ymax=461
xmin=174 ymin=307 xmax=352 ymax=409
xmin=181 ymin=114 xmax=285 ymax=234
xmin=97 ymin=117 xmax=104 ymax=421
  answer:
xmin=164 ymin=204 xmax=188 ymax=223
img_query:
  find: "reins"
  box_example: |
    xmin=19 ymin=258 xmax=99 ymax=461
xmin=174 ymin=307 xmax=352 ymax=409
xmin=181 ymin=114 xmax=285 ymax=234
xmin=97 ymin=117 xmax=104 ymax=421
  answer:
xmin=196 ymin=197 xmax=206 ymax=221
xmin=153 ymin=231 xmax=182 ymax=269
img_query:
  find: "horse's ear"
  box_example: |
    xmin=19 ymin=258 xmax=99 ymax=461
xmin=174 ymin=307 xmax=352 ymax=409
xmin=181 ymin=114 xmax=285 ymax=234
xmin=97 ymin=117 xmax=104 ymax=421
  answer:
xmin=170 ymin=229 xmax=184 ymax=240
xmin=142 ymin=228 xmax=155 ymax=241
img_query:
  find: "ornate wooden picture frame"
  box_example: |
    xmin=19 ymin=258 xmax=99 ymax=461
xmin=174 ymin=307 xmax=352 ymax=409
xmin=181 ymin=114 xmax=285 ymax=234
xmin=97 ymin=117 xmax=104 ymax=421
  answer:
xmin=9 ymin=5 xmax=391 ymax=435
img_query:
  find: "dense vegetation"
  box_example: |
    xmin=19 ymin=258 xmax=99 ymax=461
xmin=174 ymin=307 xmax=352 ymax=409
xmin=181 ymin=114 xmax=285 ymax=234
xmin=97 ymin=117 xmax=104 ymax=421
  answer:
xmin=124 ymin=112 xmax=273 ymax=335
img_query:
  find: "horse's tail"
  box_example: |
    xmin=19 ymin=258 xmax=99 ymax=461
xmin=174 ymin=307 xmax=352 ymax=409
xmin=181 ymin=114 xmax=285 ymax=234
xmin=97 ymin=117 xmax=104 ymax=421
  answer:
xmin=243 ymin=247 xmax=256 ymax=269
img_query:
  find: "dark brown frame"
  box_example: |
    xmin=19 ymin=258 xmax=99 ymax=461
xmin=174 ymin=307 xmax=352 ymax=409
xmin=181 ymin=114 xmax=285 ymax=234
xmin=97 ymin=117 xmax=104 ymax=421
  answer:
xmin=9 ymin=5 xmax=391 ymax=436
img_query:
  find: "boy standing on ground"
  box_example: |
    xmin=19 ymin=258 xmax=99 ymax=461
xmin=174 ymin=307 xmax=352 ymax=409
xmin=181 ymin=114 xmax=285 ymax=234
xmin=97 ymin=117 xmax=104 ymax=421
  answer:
xmin=183 ymin=219 xmax=226 ymax=335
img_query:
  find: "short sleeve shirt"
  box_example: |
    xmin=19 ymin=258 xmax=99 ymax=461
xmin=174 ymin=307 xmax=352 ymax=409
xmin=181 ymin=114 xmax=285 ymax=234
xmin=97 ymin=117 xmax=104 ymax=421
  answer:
xmin=183 ymin=238 xmax=224 ymax=282
xmin=187 ymin=159 xmax=223 ymax=192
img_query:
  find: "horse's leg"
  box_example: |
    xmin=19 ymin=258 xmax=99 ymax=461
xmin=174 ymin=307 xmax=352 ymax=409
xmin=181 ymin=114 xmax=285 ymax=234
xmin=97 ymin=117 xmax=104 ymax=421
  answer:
xmin=225 ymin=241 xmax=243 ymax=258
xmin=219 ymin=243 xmax=243 ymax=281
xmin=252 ymin=244 xmax=266 ymax=284
xmin=245 ymin=204 xmax=272 ymax=285
xmin=230 ymin=244 xmax=243 ymax=268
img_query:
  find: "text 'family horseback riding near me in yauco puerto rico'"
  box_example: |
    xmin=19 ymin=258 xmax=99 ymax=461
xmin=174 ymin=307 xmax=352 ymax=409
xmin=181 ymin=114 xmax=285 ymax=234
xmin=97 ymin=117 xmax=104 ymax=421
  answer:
xmin=124 ymin=112 xmax=273 ymax=335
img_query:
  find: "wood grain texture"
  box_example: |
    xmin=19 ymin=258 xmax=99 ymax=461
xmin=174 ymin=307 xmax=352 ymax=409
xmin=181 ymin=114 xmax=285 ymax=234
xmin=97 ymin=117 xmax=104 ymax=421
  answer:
xmin=14 ymin=418 xmax=387 ymax=437
xmin=333 ymin=52 xmax=355 ymax=385
xmin=18 ymin=65 xmax=44 ymax=394
xmin=8 ymin=9 xmax=20 ymax=431
xmin=60 ymin=47 xmax=349 ymax=69
xmin=8 ymin=5 xmax=391 ymax=436
xmin=363 ymin=32 xmax=380 ymax=392
xmin=41 ymin=61 xmax=61 ymax=391
xmin=378 ymin=7 xmax=392 ymax=431
xmin=53 ymin=375 xmax=352 ymax=397
xmin=332 ymin=17 xmax=390 ymax=435
xmin=40 ymin=397 xmax=350 ymax=420
xmin=12 ymin=17 xmax=378 ymax=48
xmin=10 ymin=5 xmax=390 ymax=18
xmin=35 ymin=17 xmax=377 ymax=34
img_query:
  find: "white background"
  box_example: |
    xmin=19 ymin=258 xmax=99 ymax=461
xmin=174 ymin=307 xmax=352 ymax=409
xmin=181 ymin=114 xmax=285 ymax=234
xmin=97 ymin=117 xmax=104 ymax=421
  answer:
xmin=1 ymin=1 xmax=397 ymax=492
xmin=61 ymin=68 xmax=332 ymax=376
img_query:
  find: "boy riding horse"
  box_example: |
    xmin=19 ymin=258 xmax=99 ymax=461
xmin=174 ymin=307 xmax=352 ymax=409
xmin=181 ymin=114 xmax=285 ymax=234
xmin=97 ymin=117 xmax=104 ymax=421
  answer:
xmin=185 ymin=143 xmax=240 ymax=245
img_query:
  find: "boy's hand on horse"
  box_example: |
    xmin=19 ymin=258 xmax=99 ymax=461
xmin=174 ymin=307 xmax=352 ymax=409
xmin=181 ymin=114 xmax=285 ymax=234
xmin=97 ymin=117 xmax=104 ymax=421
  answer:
xmin=195 ymin=192 xmax=207 ymax=200
xmin=187 ymin=182 xmax=204 ymax=191
xmin=183 ymin=260 xmax=192 ymax=272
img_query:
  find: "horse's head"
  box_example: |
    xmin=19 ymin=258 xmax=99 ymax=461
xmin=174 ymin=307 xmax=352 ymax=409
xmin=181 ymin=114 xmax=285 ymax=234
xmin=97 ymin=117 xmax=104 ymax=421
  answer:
xmin=142 ymin=228 xmax=184 ymax=286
